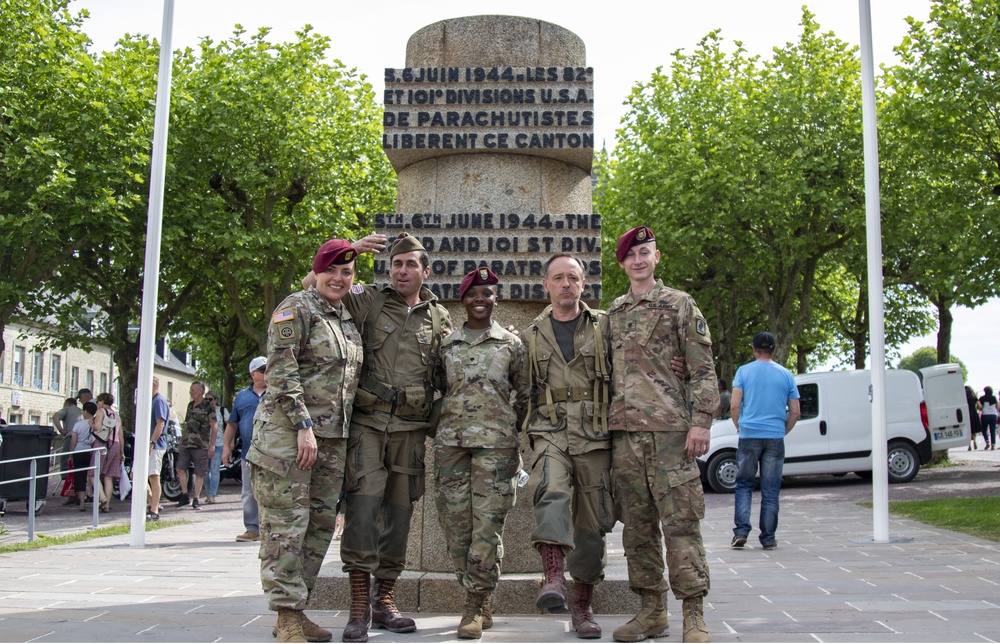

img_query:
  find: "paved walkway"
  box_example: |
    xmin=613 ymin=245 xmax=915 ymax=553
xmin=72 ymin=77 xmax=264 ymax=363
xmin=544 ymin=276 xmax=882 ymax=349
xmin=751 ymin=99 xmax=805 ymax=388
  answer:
xmin=0 ymin=450 xmax=997 ymax=642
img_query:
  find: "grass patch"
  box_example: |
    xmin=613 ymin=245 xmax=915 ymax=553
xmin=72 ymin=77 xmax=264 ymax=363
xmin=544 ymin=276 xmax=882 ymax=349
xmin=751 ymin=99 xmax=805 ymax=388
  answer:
xmin=0 ymin=519 xmax=189 ymax=554
xmin=885 ymin=497 xmax=1000 ymax=543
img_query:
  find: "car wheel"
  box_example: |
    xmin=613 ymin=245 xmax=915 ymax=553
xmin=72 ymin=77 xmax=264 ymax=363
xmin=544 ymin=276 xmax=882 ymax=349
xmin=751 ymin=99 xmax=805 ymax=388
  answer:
xmin=705 ymin=451 xmax=738 ymax=494
xmin=887 ymin=440 xmax=920 ymax=484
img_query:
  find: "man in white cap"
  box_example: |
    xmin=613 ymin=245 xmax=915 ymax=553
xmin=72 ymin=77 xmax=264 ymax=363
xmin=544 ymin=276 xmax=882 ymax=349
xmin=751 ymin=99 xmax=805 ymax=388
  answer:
xmin=224 ymin=355 xmax=267 ymax=541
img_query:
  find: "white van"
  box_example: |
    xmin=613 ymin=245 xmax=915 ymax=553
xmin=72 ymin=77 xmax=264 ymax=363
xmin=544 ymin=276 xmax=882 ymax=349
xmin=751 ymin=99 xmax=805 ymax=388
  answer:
xmin=698 ymin=364 xmax=970 ymax=493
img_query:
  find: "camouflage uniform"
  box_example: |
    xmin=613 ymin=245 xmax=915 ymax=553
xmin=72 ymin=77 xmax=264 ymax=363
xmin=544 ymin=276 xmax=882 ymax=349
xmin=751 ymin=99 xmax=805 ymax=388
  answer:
xmin=340 ymin=283 xmax=453 ymax=580
xmin=433 ymin=321 xmax=528 ymax=592
xmin=608 ymin=279 xmax=719 ymax=600
xmin=247 ymin=286 xmax=363 ymax=611
xmin=522 ymin=303 xmax=614 ymax=585
xmin=181 ymin=399 xmax=215 ymax=448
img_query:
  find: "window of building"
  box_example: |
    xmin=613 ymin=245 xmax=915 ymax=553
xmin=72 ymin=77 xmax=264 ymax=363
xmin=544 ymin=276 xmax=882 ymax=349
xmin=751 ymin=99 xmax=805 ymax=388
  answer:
xmin=167 ymin=381 xmax=174 ymax=406
xmin=100 ymin=372 xmax=108 ymax=393
xmin=50 ymin=354 xmax=62 ymax=393
xmin=32 ymin=350 xmax=44 ymax=389
xmin=86 ymin=369 xmax=94 ymax=391
xmin=9 ymin=413 xmax=23 ymax=424
xmin=0 ymin=348 xmax=5 ymax=383
xmin=70 ymin=366 xmax=79 ymax=395
xmin=13 ymin=346 xmax=25 ymax=386
xmin=30 ymin=414 xmax=41 ymax=424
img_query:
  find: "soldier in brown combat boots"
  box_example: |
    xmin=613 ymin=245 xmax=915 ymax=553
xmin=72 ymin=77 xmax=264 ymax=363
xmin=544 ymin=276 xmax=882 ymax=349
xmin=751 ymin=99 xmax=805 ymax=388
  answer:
xmin=608 ymin=227 xmax=718 ymax=643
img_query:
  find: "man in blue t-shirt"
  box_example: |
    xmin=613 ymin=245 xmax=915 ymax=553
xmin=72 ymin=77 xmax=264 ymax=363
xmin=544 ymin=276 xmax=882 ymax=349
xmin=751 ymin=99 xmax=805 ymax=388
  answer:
xmin=730 ymin=331 xmax=800 ymax=550
xmin=224 ymin=356 xmax=267 ymax=542
xmin=148 ymin=377 xmax=171 ymax=521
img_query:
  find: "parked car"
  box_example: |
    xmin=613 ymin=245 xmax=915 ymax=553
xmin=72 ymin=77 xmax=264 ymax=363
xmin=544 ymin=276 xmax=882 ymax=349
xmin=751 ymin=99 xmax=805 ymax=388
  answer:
xmin=698 ymin=364 xmax=970 ymax=493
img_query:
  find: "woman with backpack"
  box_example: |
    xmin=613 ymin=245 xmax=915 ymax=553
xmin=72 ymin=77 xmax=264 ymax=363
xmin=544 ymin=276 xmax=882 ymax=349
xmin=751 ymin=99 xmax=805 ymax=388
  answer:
xmin=91 ymin=392 xmax=123 ymax=512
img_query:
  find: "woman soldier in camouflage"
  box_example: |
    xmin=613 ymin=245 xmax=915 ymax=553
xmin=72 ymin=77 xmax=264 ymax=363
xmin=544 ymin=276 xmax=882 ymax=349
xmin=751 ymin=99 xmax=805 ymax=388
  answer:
xmin=246 ymin=239 xmax=364 ymax=643
xmin=433 ymin=267 xmax=529 ymax=640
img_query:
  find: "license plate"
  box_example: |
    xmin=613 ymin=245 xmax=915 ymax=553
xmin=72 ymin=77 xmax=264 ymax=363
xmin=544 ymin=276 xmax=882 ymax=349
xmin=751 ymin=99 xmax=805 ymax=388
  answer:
xmin=933 ymin=428 xmax=964 ymax=440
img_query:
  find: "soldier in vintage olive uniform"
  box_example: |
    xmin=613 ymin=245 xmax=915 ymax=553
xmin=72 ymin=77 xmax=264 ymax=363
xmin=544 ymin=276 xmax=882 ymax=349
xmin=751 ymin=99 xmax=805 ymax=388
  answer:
xmin=339 ymin=234 xmax=453 ymax=643
xmin=521 ymin=253 xmax=613 ymax=639
xmin=433 ymin=267 xmax=528 ymax=640
xmin=608 ymin=227 xmax=718 ymax=644
xmin=247 ymin=239 xmax=363 ymax=643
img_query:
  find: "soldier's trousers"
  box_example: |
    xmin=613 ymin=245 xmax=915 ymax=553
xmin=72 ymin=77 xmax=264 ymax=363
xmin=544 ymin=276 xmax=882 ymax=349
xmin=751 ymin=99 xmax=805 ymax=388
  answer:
xmin=611 ymin=430 xmax=710 ymax=600
xmin=250 ymin=432 xmax=345 ymax=611
xmin=433 ymin=445 xmax=520 ymax=593
xmin=341 ymin=427 xmax=426 ymax=580
xmin=528 ymin=437 xmax=614 ymax=584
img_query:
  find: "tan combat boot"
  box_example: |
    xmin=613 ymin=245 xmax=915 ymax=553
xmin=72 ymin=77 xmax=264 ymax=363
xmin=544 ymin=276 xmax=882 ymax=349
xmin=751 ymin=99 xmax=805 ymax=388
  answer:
xmin=571 ymin=582 xmax=602 ymax=639
xmin=682 ymin=595 xmax=711 ymax=642
xmin=272 ymin=612 xmax=332 ymax=642
xmin=612 ymin=590 xmax=668 ymax=643
xmin=481 ymin=593 xmax=494 ymax=630
xmin=274 ymin=608 xmax=308 ymax=643
xmin=342 ymin=571 xmax=371 ymax=643
xmin=371 ymin=578 xmax=416 ymax=633
xmin=536 ymin=544 xmax=568 ymax=613
xmin=457 ymin=591 xmax=487 ymax=639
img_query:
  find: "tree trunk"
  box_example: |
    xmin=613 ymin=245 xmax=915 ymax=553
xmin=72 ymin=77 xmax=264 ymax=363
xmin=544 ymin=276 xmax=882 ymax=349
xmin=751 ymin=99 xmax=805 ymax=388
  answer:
xmin=935 ymin=300 xmax=953 ymax=365
xmin=853 ymin=282 xmax=869 ymax=370
xmin=114 ymin=342 xmax=140 ymax=437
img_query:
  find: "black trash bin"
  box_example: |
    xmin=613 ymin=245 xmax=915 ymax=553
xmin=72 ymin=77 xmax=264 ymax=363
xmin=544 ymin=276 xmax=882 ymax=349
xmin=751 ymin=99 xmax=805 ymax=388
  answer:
xmin=0 ymin=424 xmax=57 ymax=512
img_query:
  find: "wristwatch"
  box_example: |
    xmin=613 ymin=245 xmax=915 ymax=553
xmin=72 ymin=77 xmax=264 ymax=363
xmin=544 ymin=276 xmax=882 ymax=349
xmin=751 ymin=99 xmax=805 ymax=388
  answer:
xmin=294 ymin=419 xmax=314 ymax=430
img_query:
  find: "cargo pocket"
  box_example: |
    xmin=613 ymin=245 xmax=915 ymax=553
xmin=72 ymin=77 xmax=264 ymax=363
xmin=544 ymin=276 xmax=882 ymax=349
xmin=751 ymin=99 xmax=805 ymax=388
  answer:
xmin=667 ymin=461 xmax=705 ymax=521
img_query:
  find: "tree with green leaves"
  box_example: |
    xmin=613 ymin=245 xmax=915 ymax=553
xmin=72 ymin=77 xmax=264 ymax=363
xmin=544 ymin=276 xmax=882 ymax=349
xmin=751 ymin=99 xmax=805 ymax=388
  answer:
xmin=599 ymin=11 xmax=866 ymax=376
xmin=0 ymin=0 xmax=96 ymax=355
xmin=898 ymin=346 xmax=968 ymax=384
xmin=881 ymin=0 xmax=1000 ymax=364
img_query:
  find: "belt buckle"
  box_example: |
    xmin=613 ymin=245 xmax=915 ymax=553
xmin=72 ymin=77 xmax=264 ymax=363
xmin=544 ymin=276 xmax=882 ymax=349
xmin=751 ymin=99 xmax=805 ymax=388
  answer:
xmin=566 ymin=387 xmax=574 ymax=402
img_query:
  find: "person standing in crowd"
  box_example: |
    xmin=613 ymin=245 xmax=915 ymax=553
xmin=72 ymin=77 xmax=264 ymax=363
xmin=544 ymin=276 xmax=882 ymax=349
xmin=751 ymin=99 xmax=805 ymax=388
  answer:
xmin=607 ymin=226 xmax=717 ymax=644
xmin=434 ymin=267 xmax=528 ymax=639
xmin=69 ymin=401 xmax=98 ymax=511
xmin=52 ymin=397 xmax=82 ymax=490
xmin=148 ymin=377 xmax=171 ymax=521
xmin=521 ymin=253 xmax=614 ymax=638
xmin=91 ymin=392 xmax=123 ymax=513
xmin=204 ymin=392 xmax=227 ymax=503
xmin=965 ymin=386 xmax=982 ymax=450
xmin=248 ymin=239 xmax=364 ymax=643
xmin=337 ymin=233 xmax=452 ymax=643
xmin=979 ymin=386 xmax=997 ymax=450
xmin=729 ymin=332 xmax=800 ymax=551
xmin=225 ymin=356 xmax=267 ymax=542
xmin=176 ymin=382 xmax=217 ymax=510
xmin=716 ymin=380 xmax=732 ymax=420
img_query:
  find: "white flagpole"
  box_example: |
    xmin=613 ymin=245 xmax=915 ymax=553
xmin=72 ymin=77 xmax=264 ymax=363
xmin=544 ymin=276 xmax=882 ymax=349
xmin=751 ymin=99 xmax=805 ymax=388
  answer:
xmin=130 ymin=0 xmax=176 ymax=547
xmin=858 ymin=0 xmax=890 ymax=542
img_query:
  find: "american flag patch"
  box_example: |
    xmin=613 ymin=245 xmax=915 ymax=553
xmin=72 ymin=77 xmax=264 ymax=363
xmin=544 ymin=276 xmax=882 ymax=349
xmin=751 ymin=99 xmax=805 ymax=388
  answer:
xmin=272 ymin=309 xmax=294 ymax=324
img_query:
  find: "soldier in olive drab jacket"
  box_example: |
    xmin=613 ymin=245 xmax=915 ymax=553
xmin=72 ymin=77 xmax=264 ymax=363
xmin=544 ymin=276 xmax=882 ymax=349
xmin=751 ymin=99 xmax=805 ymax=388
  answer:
xmin=608 ymin=227 xmax=718 ymax=644
xmin=433 ymin=267 xmax=529 ymax=640
xmin=247 ymin=239 xmax=363 ymax=643
xmin=339 ymin=234 xmax=453 ymax=643
xmin=521 ymin=253 xmax=614 ymax=639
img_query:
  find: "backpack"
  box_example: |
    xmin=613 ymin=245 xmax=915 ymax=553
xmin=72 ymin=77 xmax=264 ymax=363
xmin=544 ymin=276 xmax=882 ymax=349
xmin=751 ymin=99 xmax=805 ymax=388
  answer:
xmin=91 ymin=409 xmax=118 ymax=444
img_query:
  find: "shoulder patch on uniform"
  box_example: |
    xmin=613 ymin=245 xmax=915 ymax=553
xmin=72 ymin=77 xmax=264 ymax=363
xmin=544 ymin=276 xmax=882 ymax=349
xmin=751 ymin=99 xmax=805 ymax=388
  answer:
xmin=350 ymin=284 xmax=364 ymax=294
xmin=272 ymin=309 xmax=294 ymax=324
xmin=696 ymin=317 xmax=708 ymax=337
xmin=278 ymin=325 xmax=295 ymax=339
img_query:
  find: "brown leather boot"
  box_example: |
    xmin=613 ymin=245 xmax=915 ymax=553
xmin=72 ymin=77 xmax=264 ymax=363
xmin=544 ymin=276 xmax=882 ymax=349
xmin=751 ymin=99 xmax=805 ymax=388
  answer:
xmin=612 ymin=590 xmax=668 ymax=643
xmin=481 ymin=593 xmax=493 ymax=630
xmin=371 ymin=578 xmax=416 ymax=633
xmin=272 ymin=611 xmax=332 ymax=642
xmin=342 ymin=571 xmax=371 ymax=643
xmin=571 ymin=582 xmax=602 ymax=639
xmin=536 ymin=544 xmax=568 ymax=613
xmin=682 ymin=595 xmax=711 ymax=642
xmin=274 ymin=608 xmax=307 ymax=643
xmin=457 ymin=591 xmax=487 ymax=639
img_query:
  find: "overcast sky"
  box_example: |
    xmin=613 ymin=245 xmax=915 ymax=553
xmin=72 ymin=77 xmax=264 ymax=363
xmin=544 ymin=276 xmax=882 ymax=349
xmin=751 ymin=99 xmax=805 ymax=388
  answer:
xmin=68 ymin=0 xmax=999 ymax=390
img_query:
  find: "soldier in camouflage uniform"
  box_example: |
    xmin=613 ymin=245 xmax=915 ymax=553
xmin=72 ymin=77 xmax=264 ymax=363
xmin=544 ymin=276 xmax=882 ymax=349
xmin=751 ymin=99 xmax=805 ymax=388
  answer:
xmin=433 ymin=267 xmax=528 ymax=640
xmin=608 ymin=226 xmax=718 ymax=644
xmin=338 ymin=234 xmax=453 ymax=643
xmin=176 ymin=381 xmax=217 ymax=510
xmin=247 ymin=239 xmax=364 ymax=643
xmin=521 ymin=253 xmax=613 ymax=639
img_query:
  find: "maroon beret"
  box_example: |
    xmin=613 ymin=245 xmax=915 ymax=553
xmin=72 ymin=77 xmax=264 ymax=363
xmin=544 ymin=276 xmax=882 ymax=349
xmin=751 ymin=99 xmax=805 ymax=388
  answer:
xmin=615 ymin=226 xmax=656 ymax=263
xmin=312 ymin=239 xmax=357 ymax=274
xmin=458 ymin=266 xmax=499 ymax=299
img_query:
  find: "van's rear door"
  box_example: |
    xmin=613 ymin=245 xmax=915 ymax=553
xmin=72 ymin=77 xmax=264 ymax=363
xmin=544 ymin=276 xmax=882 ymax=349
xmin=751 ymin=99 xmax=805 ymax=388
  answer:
xmin=920 ymin=364 xmax=969 ymax=450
